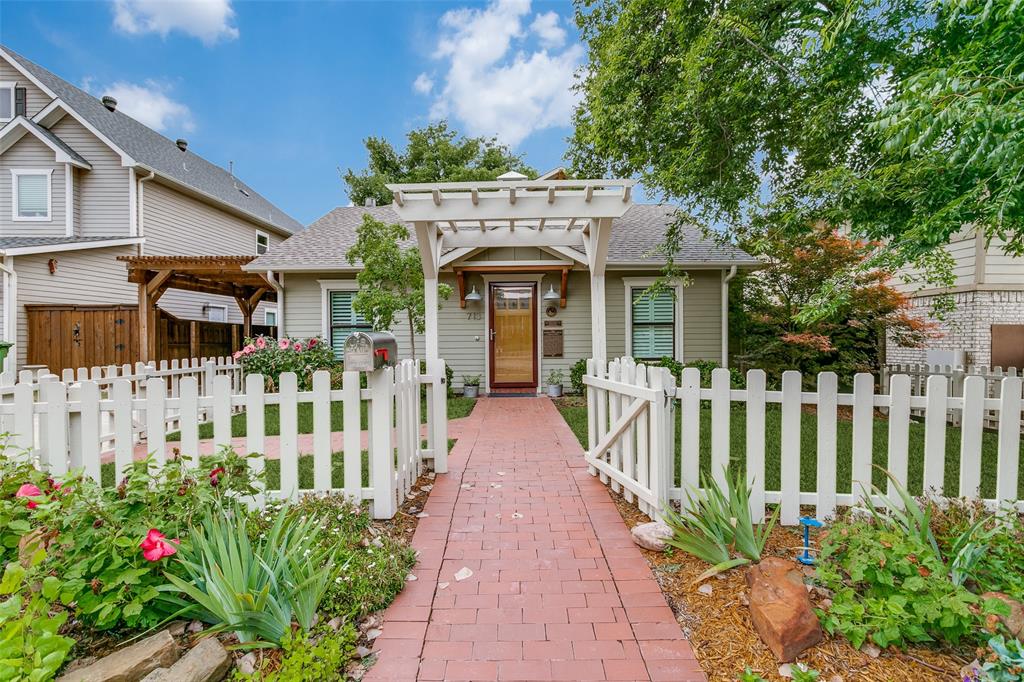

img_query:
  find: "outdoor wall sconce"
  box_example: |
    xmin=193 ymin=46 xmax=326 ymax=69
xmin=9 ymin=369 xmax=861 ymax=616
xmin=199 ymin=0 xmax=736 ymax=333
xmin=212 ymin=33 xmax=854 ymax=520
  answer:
xmin=543 ymin=284 xmax=560 ymax=303
xmin=464 ymin=285 xmax=482 ymax=303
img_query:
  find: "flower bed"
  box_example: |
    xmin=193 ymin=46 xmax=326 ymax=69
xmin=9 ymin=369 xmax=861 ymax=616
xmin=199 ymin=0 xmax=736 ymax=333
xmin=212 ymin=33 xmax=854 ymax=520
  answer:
xmin=235 ymin=335 xmax=337 ymax=390
xmin=0 ymin=442 xmax=417 ymax=681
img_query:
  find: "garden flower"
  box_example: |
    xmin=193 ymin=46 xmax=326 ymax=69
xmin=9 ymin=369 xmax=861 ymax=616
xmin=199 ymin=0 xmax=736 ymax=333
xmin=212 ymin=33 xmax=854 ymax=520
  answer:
xmin=233 ymin=351 xmax=242 ymax=360
xmin=209 ymin=467 xmax=226 ymax=486
xmin=140 ymin=529 xmax=179 ymax=561
xmin=307 ymin=337 xmax=318 ymax=348
xmin=16 ymin=483 xmax=42 ymax=508
xmin=256 ymin=336 xmax=267 ymax=349
xmin=244 ymin=344 xmax=256 ymax=354
xmin=293 ymin=342 xmax=303 ymax=352
xmin=279 ymin=338 xmax=291 ymax=350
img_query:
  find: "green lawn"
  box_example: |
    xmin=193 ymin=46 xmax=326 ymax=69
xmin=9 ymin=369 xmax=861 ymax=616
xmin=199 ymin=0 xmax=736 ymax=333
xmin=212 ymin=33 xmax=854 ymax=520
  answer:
xmin=556 ymin=402 xmax=1024 ymax=499
xmin=101 ymin=439 xmax=457 ymax=489
xmin=166 ymin=396 xmax=476 ymax=441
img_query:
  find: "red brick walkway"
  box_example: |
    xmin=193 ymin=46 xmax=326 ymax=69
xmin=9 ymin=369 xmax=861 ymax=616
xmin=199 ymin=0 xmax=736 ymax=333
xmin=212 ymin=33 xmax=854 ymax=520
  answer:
xmin=365 ymin=397 xmax=706 ymax=681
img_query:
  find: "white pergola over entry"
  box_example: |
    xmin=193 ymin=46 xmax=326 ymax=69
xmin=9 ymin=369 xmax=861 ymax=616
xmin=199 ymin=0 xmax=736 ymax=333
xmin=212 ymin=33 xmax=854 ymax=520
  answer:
xmin=386 ymin=178 xmax=637 ymax=365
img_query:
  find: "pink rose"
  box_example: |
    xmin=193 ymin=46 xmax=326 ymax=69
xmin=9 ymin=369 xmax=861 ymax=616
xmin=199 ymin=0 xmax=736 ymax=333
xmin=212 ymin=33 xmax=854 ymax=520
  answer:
xmin=244 ymin=344 xmax=256 ymax=354
xmin=15 ymin=483 xmax=42 ymax=509
xmin=209 ymin=467 xmax=226 ymax=487
xmin=293 ymin=342 xmax=303 ymax=352
xmin=278 ymin=338 xmax=291 ymax=350
xmin=140 ymin=529 xmax=179 ymax=562
xmin=307 ymin=338 xmax=318 ymax=348
xmin=256 ymin=337 xmax=267 ymax=349
xmin=233 ymin=351 xmax=242 ymax=360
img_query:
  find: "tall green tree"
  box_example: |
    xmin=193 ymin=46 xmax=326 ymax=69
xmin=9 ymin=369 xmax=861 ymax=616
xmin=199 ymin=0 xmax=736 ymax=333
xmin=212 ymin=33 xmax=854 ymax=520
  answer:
xmin=345 ymin=215 xmax=452 ymax=359
xmin=344 ymin=122 xmax=537 ymax=207
xmin=569 ymin=0 xmax=1024 ymax=315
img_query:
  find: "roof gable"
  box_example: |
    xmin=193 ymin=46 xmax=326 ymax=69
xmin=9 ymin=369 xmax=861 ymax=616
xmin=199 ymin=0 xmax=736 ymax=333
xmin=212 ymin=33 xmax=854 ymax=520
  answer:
xmin=0 ymin=116 xmax=91 ymax=168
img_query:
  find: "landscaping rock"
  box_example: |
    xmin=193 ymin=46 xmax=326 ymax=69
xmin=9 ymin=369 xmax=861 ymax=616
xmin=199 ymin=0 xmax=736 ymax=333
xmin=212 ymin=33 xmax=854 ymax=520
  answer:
xmin=859 ymin=642 xmax=881 ymax=658
xmin=630 ymin=521 xmax=674 ymax=551
xmin=745 ymin=558 xmax=823 ymax=662
xmin=140 ymin=670 xmax=168 ymax=682
xmin=57 ymin=630 xmax=178 ymax=682
xmin=147 ymin=638 xmax=230 ymax=682
xmin=236 ymin=653 xmax=258 ymax=676
xmin=982 ymin=591 xmax=1024 ymax=639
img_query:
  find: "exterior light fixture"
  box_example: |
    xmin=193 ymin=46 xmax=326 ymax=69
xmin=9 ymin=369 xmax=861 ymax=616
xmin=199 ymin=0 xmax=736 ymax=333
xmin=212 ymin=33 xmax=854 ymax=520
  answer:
xmin=543 ymin=284 xmax=560 ymax=302
xmin=464 ymin=285 xmax=482 ymax=303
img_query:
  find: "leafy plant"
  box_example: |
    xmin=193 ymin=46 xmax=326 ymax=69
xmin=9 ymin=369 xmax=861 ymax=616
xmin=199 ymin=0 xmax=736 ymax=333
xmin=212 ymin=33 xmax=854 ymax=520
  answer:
xmin=546 ymin=368 xmax=564 ymax=385
xmin=789 ymin=664 xmax=821 ymax=682
xmin=662 ymin=468 xmax=779 ymax=581
xmin=231 ymin=624 xmax=358 ymax=681
xmin=738 ymin=669 xmax=769 ymax=682
xmin=570 ymin=358 xmax=588 ymax=395
xmin=0 ymin=558 xmax=75 ymax=682
xmin=163 ymin=501 xmax=338 ymax=647
xmin=978 ymin=634 xmax=1024 ymax=682
xmin=462 ymin=374 xmax=480 ymax=387
xmin=934 ymin=501 xmax=1024 ymax=601
xmin=237 ymin=335 xmax=335 ymax=391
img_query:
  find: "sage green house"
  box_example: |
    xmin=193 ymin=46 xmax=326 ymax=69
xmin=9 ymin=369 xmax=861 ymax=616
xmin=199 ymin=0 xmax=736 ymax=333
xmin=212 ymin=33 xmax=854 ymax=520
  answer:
xmin=247 ymin=181 xmax=759 ymax=394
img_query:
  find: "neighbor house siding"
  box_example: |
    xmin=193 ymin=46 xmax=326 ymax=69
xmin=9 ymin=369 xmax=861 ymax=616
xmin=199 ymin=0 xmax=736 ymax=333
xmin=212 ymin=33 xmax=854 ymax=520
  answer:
xmin=49 ymin=115 xmax=131 ymax=236
xmin=14 ymin=245 xmax=138 ymax=366
xmin=280 ymin=266 xmax=729 ymax=390
xmin=143 ymin=180 xmax=285 ymax=325
xmin=0 ymin=133 xmax=65 ymax=236
xmin=0 ymin=60 xmax=51 ymax=117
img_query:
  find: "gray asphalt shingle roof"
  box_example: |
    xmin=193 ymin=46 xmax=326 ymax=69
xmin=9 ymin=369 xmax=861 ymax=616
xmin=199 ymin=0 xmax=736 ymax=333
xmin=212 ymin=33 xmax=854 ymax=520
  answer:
xmin=247 ymin=204 xmax=758 ymax=271
xmin=0 ymin=236 xmax=139 ymax=252
xmin=3 ymin=46 xmax=301 ymax=235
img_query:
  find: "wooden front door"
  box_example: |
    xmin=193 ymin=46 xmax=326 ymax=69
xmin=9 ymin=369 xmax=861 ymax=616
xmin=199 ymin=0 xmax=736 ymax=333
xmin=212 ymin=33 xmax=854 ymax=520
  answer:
xmin=489 ymin=283 xmax=537 ymax=388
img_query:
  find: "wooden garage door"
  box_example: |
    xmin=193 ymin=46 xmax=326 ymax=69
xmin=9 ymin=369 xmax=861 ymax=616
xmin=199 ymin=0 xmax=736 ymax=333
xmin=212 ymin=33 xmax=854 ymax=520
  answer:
xmin=991 ymin=324 xmax=1024 ymax=370
xmin=27 ymin=305 xmax=138 ymax=373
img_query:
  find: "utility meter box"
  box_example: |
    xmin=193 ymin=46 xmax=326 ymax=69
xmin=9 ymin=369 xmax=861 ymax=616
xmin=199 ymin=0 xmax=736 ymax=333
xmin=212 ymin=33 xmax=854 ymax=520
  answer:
xmin=343 ymin=332 xmax=398 ymax=372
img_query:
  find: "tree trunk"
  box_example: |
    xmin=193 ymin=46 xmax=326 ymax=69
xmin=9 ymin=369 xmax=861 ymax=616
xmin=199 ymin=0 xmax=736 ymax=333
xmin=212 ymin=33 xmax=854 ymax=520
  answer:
xmin=408 ymin=313 xmax=417 ymax=360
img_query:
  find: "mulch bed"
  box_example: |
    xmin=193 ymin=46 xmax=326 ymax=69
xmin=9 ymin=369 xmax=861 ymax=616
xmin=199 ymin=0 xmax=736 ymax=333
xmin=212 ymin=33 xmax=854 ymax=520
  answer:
xmin=608 ymin=492 xmax=973 ymax=681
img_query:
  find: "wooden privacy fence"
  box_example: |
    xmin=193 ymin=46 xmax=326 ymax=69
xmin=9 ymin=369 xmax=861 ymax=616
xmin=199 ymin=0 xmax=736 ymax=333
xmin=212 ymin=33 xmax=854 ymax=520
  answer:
xmin=882 ymin=363 xmax=1023 ymax=430
xmin=0 ymin=358 xmax=448 ymax=519
xmin=585 ymin=357 xmax=1024 ymax=525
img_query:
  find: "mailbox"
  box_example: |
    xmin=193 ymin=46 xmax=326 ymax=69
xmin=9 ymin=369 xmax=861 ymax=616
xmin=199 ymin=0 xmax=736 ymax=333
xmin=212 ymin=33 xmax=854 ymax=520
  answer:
xmin=343 ymin=332 xmax=399 ymax=372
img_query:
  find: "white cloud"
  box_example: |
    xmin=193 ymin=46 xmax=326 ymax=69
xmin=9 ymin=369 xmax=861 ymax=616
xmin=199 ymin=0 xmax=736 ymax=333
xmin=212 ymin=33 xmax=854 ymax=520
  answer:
xmin=423 ymin=0 xmax=583 ymax=146
xmin=89 ymin=79 xmax=195 ymax=133
xmin=112 ymin=0 xmax=239 ymax=44
xmin=413 ymin=73 xmax=434 ymax=95
xmin=530 ymin=11 xmax=565 ymax=49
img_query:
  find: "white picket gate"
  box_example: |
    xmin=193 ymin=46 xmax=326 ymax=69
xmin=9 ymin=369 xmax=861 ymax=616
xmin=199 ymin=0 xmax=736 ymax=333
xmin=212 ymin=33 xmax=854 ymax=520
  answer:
xmin=585 ymin=357 xmax=1024 ymax=524
xmin=0 ymin=358 xmax=447 ymax=519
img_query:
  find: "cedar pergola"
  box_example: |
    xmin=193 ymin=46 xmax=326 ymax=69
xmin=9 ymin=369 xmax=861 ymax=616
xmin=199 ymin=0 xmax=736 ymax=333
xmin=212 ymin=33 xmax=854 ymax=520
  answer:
xmin=118 ymin=255 xmax=276 ymax=361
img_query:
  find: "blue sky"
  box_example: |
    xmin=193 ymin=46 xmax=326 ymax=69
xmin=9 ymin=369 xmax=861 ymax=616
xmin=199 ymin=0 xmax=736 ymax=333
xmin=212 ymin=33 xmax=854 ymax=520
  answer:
xmin=0 ymin=0 xmax=585 ymax=225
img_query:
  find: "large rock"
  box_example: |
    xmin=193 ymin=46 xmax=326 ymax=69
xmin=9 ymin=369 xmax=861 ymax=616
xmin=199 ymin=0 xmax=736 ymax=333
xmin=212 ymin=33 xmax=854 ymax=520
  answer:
xmin=982 ymin=591 xmax=1024 ymax=639
xmin=631 ymin=521 xmax=674 ymax=551
xmin=58 ymin=631 xmax=178 ymax=682
xmin=141 ymin=638 xmax=231 ymax=682
xmin=746 ymin=557 xmax=823 ymax=662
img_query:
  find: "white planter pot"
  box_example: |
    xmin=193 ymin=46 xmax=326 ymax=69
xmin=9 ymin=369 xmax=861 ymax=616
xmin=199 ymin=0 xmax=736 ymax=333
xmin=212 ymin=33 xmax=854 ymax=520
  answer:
xmin=547 ymin=384 xmax=563 ymax=397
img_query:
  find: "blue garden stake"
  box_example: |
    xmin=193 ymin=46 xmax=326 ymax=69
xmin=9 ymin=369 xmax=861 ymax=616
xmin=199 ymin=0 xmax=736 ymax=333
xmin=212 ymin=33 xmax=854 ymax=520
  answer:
xmin=797 ymin=516 xmax=824 ymax=565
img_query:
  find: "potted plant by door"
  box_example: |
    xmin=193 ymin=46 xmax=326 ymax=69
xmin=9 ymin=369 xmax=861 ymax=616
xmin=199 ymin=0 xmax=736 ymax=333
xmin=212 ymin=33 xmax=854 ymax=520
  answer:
xmin=462 ymin=374 xmax=481 ymax=398
xmin=546 ymin=369 xmax=564 ymax=397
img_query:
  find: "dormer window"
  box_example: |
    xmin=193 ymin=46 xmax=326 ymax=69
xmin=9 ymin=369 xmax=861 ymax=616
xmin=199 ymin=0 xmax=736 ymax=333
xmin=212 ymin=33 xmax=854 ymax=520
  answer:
xmin=256 ymin=231 xmax=269 ymax=255
xmin=0 ymin=83 xmax=14 ymax=122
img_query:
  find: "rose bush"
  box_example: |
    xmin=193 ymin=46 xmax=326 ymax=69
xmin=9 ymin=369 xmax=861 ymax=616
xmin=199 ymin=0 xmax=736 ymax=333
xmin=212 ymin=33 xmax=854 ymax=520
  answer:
xmin=235 ymin=334 xmax=336 ymax=390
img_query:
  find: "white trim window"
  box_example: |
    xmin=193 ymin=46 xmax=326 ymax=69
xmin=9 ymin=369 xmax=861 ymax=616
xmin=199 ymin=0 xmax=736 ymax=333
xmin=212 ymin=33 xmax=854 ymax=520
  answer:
xmin=623 ymin=277 xmax=684 ymax=361
xmin=205 ymin=304 xmax=228 ymax=323
xmin=11 ymin=169 xmax=54 ymax=221
xmin=264 ymin=307 xmax=278 ymax=327
xmin=319 ymin=280 xmax=370 ymax=359
xmin=0 ymin=82 xmax=14 ymax=122
xmin=256 ymin=231 xmax=270 ymax=255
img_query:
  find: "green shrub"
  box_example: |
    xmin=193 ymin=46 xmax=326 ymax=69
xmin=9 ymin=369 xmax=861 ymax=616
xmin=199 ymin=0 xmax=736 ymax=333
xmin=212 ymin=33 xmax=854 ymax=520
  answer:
xmin=978 ymin=634 xmax=1024 ymax=682
xmin=662 ymin=468 xmax=778 ymax=581
xmin=163 ymin=501 xmax=337 ymax=647
xmin=232 ymin=624 xmax=359 ymax=681
xmin=657 ymin=358 xmax=745 ymax=388
xmin=570 ymin=358 xmax=588 ymax=395
xmin=934 ymin=501 xmax=1024 ymax=601
xmin=237 ymin=335 xmax=337 ymax=391
xmin=0 ymin=557 xmax=75 ymax=681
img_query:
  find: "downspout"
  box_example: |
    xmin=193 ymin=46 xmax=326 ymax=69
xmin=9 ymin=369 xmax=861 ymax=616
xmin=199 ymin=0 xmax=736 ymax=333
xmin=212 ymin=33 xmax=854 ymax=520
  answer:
xmin=0 ymin=256 xmax=17 ymax=381
xmin=721 ymin=265 xmax=738 ymax=367
xmin=137 ymin=170 xmax=156 ymax=254
xmin=266 ymin=271 xmax=284 ymax=340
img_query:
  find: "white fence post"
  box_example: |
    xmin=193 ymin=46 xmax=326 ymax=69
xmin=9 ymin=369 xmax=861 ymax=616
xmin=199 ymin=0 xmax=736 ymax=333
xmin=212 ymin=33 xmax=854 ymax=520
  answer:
xmin=710 ymin=368 xmax=731 ymax=491
xmin=780 ymin=371 xmax=802 ymax=526
xmin=816 ymin=372 xmax=838 ymax=521
xmin=428 ymin=357 xmax=448 ymax=474
xmin=886 ymin=374 xmax=912 ymax=503
xmin=312 ymin=370 xmax=332 ymax=494
xmin=586 ymin=359 xmax=598 ymax=477
xmin=245 ymin=373 xmax=266 ymax=508
xmin=745 ymin=369 xmax=766 ymax=523
xmin=369 ymin=367 xmax=396 ymax=519
xmin=678 ymin=367 xmax=701 ymax=494
xmin=342 ymin=370 xmax=362 ymax=502
xmin=647 ymin=366 xmax=669 ymax=522
xmin=41 ymin=380 xmax=68 ymax=477
xmin=996 ymin=376 xmax=1023 ymax=505
xmin=923 ymin=375 xmax=949 ymax=495
xmin=278 ymin=372 xmax=299 ymax=502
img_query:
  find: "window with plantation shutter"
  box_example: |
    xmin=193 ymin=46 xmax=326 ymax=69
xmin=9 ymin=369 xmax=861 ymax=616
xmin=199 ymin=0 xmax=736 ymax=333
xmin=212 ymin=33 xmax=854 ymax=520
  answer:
xmin=11 ymin=170 xmax=52 ymax=220
xmin=329 ymin=290 xmax=371 ymax=358
xmin=630 ymin=288 xmax=675 ymax=360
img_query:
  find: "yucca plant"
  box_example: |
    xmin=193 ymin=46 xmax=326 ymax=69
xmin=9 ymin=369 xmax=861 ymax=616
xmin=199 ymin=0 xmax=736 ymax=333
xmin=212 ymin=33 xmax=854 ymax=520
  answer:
xmin=160 ymin=501 xmax=338 ymax=648
xmin=662 ymin=468 xmax=779 ymax=581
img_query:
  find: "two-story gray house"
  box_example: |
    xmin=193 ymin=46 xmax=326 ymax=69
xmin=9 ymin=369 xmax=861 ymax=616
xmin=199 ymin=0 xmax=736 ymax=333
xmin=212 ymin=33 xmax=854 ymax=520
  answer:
xmin=0 ymin=45 xmax=301 ymax=378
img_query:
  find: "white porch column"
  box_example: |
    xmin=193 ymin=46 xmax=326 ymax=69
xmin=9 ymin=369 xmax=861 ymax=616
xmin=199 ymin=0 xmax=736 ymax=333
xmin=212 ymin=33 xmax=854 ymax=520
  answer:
xmin=590 ymin=274 xmax=606 ymax=363
xmin=424 ymin=275 xmax=439 ymax=360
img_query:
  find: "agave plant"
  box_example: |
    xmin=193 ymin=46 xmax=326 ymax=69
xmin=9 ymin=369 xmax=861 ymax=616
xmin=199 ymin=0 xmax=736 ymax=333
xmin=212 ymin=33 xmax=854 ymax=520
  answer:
xmin=662 ymin=468 xmax=779 ymax=581
xmin=160 ymin=501 xmax=338 ymax=647
xmin=859 ymin=466 xmax=992 ymax=587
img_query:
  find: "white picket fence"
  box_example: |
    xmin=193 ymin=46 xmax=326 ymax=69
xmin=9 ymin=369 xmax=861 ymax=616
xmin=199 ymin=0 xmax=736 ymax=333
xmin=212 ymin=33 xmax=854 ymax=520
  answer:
xmin=882 ymin=363 xmax=1023 ymax=430
xmin=584 ymin=357 xmax=1024 ymax=525
xmin=0 ymin=358 xmax=448 ymax=519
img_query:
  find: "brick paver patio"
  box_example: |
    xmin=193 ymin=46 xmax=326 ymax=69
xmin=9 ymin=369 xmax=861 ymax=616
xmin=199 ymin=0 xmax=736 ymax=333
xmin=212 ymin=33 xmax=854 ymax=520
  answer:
xmin=365 ymin=397 xmax=706 ymax=681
